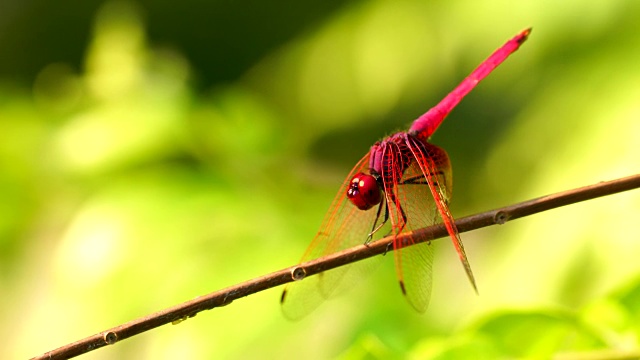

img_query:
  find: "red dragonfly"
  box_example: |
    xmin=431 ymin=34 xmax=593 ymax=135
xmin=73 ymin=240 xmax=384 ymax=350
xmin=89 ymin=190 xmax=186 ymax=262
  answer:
xmin=281 ymin=29 xmax=531 ymax=319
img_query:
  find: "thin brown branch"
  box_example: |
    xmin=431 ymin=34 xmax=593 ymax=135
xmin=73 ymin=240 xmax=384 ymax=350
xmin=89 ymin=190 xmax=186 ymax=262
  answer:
xmin=32 ymin=174 xmax=640 ymax=360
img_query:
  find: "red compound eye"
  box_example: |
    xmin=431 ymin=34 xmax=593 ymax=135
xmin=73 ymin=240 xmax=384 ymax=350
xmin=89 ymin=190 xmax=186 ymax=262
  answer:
xmin=346 ymin=172 xmax=382 ymax=210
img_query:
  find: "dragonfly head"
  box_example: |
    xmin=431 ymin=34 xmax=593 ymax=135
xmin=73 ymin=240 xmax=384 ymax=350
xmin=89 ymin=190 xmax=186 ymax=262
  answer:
xmin=347 ymin=172 xmax=382 ymax=210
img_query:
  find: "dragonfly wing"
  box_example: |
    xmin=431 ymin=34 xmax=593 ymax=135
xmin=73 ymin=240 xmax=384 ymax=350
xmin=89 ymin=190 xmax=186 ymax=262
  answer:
xmin=407 ymin=138 xmax=478 ymax=293
xmin=377 ymin=141 xmax=436 ymax=313
xmin=281 ymin=153 xmax=391 ymax=320
xmin=394 ymin=225 xmax=435 ymax=313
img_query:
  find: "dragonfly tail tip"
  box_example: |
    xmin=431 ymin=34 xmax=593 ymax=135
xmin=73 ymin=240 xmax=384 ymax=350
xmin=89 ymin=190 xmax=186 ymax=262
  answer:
xmin=518 ymin=28 xmax=533 ymax=44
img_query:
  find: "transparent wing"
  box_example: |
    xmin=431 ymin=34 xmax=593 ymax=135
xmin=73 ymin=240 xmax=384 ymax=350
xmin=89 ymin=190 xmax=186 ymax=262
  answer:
xmin=380 ymin=141 xmax=438 ymax=313
xmin=280 ymin=153 xmax=392 ymax=320
xmin=407 ymin=138 xmax=477 ymax=296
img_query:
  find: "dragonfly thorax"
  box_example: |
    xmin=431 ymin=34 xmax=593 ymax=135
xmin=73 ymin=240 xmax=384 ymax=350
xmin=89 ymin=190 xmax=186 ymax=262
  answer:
xmin=346 ymin=172 xmax=382 ymax=210
xmin=370 ymin=133 xmax=415 ymax=184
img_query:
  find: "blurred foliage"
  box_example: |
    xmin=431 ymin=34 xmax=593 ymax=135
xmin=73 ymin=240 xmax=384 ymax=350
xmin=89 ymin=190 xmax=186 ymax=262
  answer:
xmin=1 ymin=0 xmax=639 ymax=359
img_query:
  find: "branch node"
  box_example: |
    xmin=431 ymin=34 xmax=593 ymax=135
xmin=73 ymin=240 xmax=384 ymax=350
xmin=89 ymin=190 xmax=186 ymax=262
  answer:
xmin=220 ymin=291 xmax=237 ymax=307
xmin=291 ymin=267 xmax=306 ymax=281
xmin=103 ymin=331 xmax=118 ymax=345
xmin=493 ymin=211 xmax=509 ymax=224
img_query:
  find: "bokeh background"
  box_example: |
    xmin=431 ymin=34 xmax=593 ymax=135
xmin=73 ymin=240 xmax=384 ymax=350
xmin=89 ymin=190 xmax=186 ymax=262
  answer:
xmin=2 ymin=0 xmax=640 ymax=359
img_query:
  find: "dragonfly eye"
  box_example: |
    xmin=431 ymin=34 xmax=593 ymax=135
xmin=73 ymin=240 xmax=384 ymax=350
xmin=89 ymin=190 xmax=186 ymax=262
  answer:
xmin=347 ymin=172 xmax=382 ymax=210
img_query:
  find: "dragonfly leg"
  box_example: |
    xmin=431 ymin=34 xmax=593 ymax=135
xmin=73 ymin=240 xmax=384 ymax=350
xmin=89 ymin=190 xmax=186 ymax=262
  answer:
xmin=366 ymin=183 xmax=411 ymax=246
xmin=365 ymin=197 xmax=388 ymax=245
xmin=386 ymin=190 xmax=408 ymax=240
xmin=382 ymin=241 xmax=393 ymax=256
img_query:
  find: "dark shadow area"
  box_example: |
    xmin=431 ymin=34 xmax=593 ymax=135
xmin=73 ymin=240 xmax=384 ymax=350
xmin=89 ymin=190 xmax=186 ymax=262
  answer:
xmin=0 ymin=0 xmax=353 ymax=88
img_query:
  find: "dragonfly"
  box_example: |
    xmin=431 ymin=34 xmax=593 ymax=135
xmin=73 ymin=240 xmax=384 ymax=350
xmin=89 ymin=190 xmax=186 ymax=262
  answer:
xmin=281 ymin=28 xmax=531 ymax=319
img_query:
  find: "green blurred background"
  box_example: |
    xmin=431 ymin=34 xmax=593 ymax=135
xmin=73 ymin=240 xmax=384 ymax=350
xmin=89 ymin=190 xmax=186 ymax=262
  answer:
xmin=2 ymin=0 xmax=640 ymax=359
